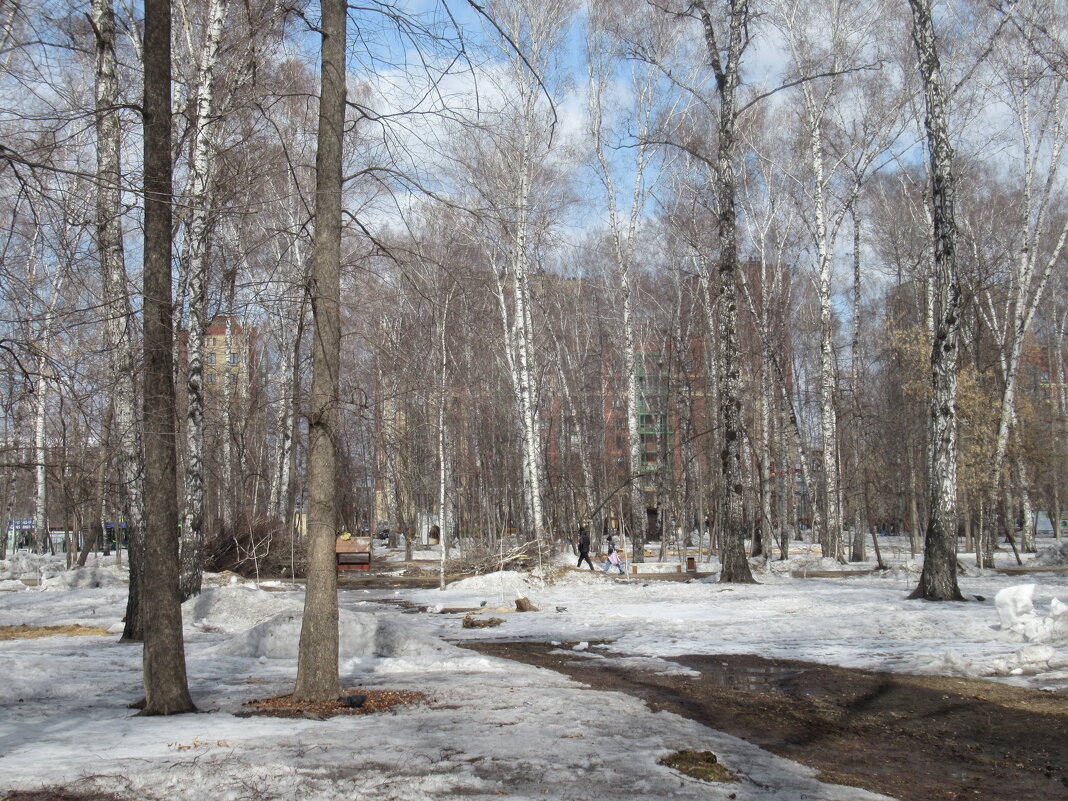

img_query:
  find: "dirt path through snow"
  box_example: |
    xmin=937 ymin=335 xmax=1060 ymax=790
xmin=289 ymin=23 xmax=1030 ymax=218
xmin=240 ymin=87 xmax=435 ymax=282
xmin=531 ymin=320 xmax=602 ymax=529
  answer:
xmin=461 ymin=641 xmax=1068 ymax=801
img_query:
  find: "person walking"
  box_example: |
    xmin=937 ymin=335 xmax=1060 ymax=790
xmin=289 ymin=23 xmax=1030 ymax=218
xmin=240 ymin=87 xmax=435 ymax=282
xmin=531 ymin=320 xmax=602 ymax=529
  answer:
xmin=576 ymin=525 xmax=595 ymax=570
xmin=603 ymin=539 xmax=625 ymax=575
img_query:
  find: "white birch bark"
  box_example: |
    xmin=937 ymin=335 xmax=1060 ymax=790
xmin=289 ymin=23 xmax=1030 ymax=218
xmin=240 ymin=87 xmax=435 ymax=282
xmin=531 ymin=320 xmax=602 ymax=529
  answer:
xmin=489 ymin=86 xmax=547 ymax=554
xmin=694 ymin=0 xmax=755 ymax=583
xmin=32 ymin=353 xmax=49 ymax=554
xmin=806 ymin=95 xmax=844 ymax=562
xmin=268 ymin=314 xmax=296 ymax=518
xmin=908 ymin=0 xmax=965 ymax=601
xmin=437 ymin=292 xmax=453 ymax=591
xmin=180 ymin=0 xmax=229 ymax=599
xmin=92 ymin=0 xmax=144 ymax=628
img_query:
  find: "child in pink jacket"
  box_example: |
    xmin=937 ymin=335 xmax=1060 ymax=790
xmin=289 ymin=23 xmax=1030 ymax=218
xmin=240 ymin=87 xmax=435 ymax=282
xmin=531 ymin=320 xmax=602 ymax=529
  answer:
xmin=603 ymin=541 xmax=625 ymax=575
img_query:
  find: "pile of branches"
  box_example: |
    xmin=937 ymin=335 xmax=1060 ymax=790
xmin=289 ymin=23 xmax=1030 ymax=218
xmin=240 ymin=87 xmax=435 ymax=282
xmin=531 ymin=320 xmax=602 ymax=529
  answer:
xmin=203 ymin=517 xmax=305 ymax=580
xmin=446 ymin=538 xmax=542 ymax=577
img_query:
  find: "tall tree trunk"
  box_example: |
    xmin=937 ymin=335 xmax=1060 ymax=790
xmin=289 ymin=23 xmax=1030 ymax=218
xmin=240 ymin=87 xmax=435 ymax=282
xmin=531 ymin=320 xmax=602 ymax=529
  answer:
xmin=805 ymin=93 xmax=843 ymax=562
xmin=221 ymin=307 xmax=236 ymax=531
xmin=850 ymin=206 xmax=866 ymax=562
xmin=293 ymin=0 xmax=345 ymax=703
xmin=90 ymin=0 xmax=147 ymax=639
xmin=437 ymin=292 xmax=453 ymax=591
xmin=180 ymin=0 xmax=229 ymax=601
xmin=32 ymin=356 xmax=49 ymax=555
xmin=1054 ymin=310 xmax=1067 ymax=540
xmin=696 ymin=0 xmax=755 ymax=584
xmin=908 ymin=0 xmax=964 ymax=602
xmin=140 ymin=0 xmax=196 ymax=713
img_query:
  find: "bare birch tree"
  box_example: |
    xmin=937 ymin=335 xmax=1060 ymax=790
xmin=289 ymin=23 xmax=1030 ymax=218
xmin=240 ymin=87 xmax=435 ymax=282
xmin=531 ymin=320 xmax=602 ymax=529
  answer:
xmin=908 ymin=0 xmax=965 ymax=602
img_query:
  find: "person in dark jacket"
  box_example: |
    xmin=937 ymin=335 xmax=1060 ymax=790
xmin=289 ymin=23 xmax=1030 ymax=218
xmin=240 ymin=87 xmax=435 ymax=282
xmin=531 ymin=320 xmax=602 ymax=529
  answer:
xmin=576 ymin=525 xmax=595 ymax=570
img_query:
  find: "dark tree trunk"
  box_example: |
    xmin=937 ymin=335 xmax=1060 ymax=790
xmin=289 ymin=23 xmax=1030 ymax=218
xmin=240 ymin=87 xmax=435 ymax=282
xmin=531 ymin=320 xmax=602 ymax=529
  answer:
xmin=294 ymin=0 xmax=346 ymax=702
xmin=140 ymin=0 xmax=196 ymax=713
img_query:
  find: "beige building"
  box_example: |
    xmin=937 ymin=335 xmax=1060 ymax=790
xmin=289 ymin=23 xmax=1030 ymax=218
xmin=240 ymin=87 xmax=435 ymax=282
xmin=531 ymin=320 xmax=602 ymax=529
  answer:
xmin=202 ymin=316 xmax=255 ymax=400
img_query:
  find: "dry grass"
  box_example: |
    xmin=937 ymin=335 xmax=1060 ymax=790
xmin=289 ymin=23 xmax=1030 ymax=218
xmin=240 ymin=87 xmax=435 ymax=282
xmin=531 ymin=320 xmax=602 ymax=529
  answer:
xmin=0 ymin=625 xmax=110 ymax=641
xmin=658 ymin=750 xmax=737 ymax=783
xmin=237 ymin=688 xmax=429 ymax=720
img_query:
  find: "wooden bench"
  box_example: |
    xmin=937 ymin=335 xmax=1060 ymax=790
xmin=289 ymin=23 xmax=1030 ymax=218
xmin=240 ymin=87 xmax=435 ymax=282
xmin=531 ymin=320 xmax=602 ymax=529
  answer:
xmin=335 ymin=535 xmax=372 ymax=572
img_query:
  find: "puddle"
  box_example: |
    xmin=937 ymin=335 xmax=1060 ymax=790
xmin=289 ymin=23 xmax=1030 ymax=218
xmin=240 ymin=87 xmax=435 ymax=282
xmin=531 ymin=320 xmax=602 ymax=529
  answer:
xmin=699 ymin=660 xmax=813 ymax=693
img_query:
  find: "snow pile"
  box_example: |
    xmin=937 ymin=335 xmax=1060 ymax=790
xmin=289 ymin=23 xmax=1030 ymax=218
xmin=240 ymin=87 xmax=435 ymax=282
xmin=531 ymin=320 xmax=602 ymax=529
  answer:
xmin=0 ymin=579 xmax=27 ymax=591
xmin=210 ymin=607 xmax=439 ymax=662
xmin=761 ymin=551 xmax=892 ymax=577
xmin=937 ymin=644 xmax=1067 ymax=678
xmin=447 ymin=570 xmax=532 ymax=596
xmin=1 ymin=553 xmax=128 ymax=584
xmin=994 ymin=584 xmax=1068 ymax=643
xmin=1034 ymin=540 xmax=1068 ymax=566
xmin=40 ymin=565 xmax=128 ymax=591
xmin=0 ymin=553 xmax=52 ymax=580
xmin=183 ymin=585 xmax=301 ymax=633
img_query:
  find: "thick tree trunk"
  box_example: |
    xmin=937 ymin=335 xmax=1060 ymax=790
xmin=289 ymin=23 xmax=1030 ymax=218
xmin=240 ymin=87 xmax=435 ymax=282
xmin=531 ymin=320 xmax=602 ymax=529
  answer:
xmin=696 ymin=0 xmax=755 ymax=584
xmin=140 ymin=0 xmax=196 ymax=713
xmin=908 ymin=0 xmax=964 ymax=602
xmin=293 ymin=0 xmax=345 ymax=703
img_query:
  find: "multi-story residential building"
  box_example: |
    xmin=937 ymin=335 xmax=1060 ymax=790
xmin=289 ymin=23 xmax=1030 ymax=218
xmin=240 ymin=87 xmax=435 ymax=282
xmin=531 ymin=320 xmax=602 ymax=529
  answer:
xmin=201 ymin=316 xmax=256 ymax=400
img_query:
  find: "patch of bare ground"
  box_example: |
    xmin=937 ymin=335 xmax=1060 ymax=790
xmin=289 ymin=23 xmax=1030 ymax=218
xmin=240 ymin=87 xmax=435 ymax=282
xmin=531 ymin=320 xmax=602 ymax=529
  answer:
xmin=2 ymin=788 xmax=127 ymax=801
xmin=237 ymin=688 xmax=429 ymax=720
xmin=659 ymin=750 xmax=738 ymax=783
xmin=0 ymin=625 xmax=110 ymax=641
xmin=462 ymin=641 xmax=1068 ymax=801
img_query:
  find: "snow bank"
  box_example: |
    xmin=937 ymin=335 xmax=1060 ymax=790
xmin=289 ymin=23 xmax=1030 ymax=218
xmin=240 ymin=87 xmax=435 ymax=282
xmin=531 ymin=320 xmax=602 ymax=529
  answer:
xmin=994 ymin=584 xmax=1068 ymax=644
xmin=40 ymin=565 xmax=128 ymax=591
xmin=765 ymin=554 xmax=843 ymax=575
xmin=0 ymin=579 xmax=27 ymax=592
xmin=1034 ymin=540 xmax=1068 ymax=566
xmin=0 ymin=553 xmax=52 ymax=580
xmin=182 ymin=585 xmax=301 ymax=633
xmin=446 ymin=570 xmax=532 ymax=596
xmin=210 ymin=607 xmax=440 ymax=661
xmin=1 ymin=553 xmax=128 ymax=584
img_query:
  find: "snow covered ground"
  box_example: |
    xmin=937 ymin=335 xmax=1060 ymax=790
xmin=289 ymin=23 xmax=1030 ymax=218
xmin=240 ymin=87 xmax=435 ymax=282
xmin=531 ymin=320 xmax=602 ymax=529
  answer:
xmin=1 ymin=539 xmax=1066 ymax=801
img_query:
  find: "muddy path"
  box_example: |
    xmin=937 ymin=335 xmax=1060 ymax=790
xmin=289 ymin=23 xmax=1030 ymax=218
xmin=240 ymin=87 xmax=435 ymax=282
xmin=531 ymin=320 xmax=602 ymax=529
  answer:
xmin=461 ymin=641 xmax=1068 ymax=801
